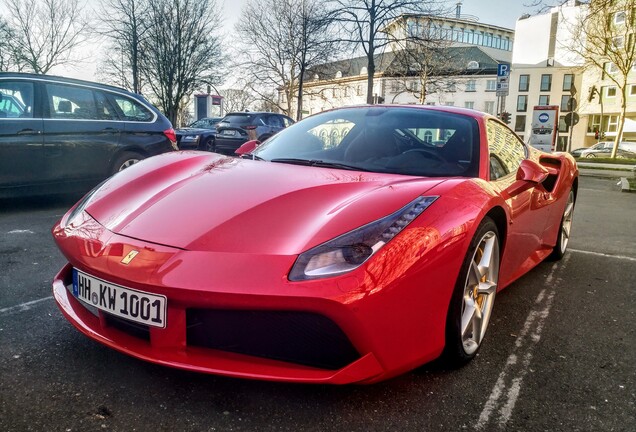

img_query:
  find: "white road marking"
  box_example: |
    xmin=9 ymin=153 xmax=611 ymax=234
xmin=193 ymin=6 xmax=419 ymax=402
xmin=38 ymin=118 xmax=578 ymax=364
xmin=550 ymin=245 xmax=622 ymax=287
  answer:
xmin=475 ymin=256 xmax=566 ymax=430
xmin=569 ymin=248 xmax=636 ymax=262
xmin=0 ymin=296 xmax=53 ymax=316
xmin=7 ymin=229 xmax=35 ymax=234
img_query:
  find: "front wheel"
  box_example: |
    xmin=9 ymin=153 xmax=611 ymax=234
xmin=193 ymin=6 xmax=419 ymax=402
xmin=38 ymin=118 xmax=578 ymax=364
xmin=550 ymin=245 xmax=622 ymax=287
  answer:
xmin=444 ymin=217 xmax=500 ymax=366
xmin=548 ymin=189 xmax=575 ymax=261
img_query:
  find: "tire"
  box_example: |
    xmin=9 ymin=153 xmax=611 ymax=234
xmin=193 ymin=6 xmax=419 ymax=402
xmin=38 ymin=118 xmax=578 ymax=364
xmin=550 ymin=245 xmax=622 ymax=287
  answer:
xmin=548 ymin=189 xmax=575 ymax=261
xmin=112 ymin=151 xmax=144 ymax=174
xmin=585 ymin=153 xmax=596 ymax=158
xmin=199 ymin=137 xmax=215 ymax=152
xmin=443 ymin=217 xmax=500 ymax=366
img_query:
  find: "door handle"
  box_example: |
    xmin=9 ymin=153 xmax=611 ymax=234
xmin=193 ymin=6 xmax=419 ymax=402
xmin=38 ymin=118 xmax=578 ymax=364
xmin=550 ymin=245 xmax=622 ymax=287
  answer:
xmin=17 ymin=129 xmax=42 ymax=135
xmin=101 ymin=127 xmax=119 ymax=133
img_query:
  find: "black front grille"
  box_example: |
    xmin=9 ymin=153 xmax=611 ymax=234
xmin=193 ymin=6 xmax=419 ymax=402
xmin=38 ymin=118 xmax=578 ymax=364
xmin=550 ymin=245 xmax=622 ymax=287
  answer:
xmin=105 ymin=314 xmax=150 ymax=341
xmin=186 ymin=309 xmax=360 ymax=370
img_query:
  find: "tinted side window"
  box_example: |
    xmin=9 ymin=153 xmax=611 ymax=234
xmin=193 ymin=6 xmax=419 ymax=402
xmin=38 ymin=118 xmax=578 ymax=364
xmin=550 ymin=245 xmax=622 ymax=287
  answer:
xmin=487 ymin=119 xmax=526 ymax=179
xmin=109 ymin=94 xmax=153 ymax=122
xmin=0 ymin=81 xmax=34 ymax=118
xmin=46 ymin=84 xmax=97 ymax=120
xmin=94 ymin=91 xmax=120 ymax=121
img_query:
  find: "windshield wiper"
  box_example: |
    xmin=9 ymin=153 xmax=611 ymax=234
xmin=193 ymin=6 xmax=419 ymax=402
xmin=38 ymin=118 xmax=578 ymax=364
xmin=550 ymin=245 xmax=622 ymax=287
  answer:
xmin=270 ymin=158 xmax=369 ymax=171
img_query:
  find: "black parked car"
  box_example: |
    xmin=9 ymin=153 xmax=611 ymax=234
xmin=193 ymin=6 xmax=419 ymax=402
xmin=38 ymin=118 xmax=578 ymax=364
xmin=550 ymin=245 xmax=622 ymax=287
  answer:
xmin=214 ymin=112 xmax=294 ymax=155
xmin=175 ymin=117 xmax=222 ymax=151
xmin=0 ymin=72 xmax=177 ymax=198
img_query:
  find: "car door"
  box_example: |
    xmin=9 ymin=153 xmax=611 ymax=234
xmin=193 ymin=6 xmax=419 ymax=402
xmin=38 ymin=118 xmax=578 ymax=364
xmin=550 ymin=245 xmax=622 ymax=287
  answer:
xmin=42 ymin=82 xmax=122 ymax=185
xmin=486 ymin=120 xmax=553 ymax=286
xmin=0 ymin=79 xmax=46 ymax=193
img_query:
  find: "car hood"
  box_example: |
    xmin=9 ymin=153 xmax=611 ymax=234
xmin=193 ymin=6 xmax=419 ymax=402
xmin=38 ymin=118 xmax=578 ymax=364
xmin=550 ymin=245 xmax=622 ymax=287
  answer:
xmin=175 ymin=127 xmax=212 ymax=135
xmin=82 ymin=152 xmax=446 ymax=254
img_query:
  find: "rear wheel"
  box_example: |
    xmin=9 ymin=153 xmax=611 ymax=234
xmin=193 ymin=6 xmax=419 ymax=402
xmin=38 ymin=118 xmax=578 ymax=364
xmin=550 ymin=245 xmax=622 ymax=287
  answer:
xmin=548 ymin=189 xmax=575 ymax=261
xmin=112 ymin=151 xmax=143 ymax=174
xmin=444 ymin=217 xmax=500 ymax=366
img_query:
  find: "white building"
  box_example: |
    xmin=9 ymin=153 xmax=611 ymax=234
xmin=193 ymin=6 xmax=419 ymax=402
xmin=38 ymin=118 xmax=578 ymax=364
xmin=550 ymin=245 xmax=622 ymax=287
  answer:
xmin=507 ymin=0 xmax=636 ymax=151
xmin=285 ymin=11 xmax=514 ymax=119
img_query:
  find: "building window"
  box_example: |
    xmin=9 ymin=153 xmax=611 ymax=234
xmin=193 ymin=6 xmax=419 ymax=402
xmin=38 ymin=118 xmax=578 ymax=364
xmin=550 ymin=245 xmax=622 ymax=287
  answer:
xmin=606 ymin=86 xmax=617 ymax=97
xmin=615 ymin=11 xmax=627 ymax=24
xmin=558 ymin=116 xmax=568 ymax=133
xmin=484 ymin=101 xmax=495 ymax=114
xmin=519 ymin=75 xmax=530 ymax=92
xmin=486 ymin=80 xmax=497 ymax=91
xmin=630 ymin=84 xmax=636 ymax=96
xmin=517 ymin=95 xmax=528 ymax=112
xmin=448 ymin=82 xmax=457 ymax=92
xmin=464 ymin=101 xmax=475 ymax=109
xmin=605 ymin=62 xmax=618 ymax=75
xmin=356 ymin=85 xmax=363 ymax=96
xmin=391 ymin=80 xmax=400 ymax=92
xmin=562 ymin=74 xmax=574 ymax=91
xmin=445 ymin=101 xmax=455 ymax=106
xmin=538 ymin=95 xmax=550 ymax=105
xmin=561 ymin=95 xmax=572 ymax=112
xmin=540 ymin=74 xmax=552 ymax=91
xmin=613 ymin=36 xmax=625 ymax=49
xmin=465 ymin=80 xmax=476 ymax=91
xmin=514 ymin=115 xmax=526 ymax=132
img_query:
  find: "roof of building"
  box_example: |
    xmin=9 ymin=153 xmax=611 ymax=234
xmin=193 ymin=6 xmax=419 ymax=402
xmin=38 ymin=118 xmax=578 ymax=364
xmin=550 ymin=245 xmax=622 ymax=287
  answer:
xmin=305 ymin=46 xmax=507 ymax=83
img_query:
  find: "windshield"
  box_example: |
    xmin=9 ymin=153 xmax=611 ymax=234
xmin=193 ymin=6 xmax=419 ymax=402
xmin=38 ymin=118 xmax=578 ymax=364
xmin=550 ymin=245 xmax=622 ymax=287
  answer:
xmin=251 ymin=107 xmax=480 ymax=177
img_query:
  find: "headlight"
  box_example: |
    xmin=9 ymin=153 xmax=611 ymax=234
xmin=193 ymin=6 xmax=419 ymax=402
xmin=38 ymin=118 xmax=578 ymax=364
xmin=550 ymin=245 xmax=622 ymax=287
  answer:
xmin=187 ymin=134 xmax=200 ymax=140
xmin=64 ymin=180 xmax=107 ymax=227
xmin=289 ymin=196 xmax=438 ymax=281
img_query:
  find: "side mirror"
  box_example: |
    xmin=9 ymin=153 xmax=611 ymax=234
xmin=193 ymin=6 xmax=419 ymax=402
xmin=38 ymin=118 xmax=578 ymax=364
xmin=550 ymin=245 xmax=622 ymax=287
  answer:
xmin=516 ymin=159 xmax=549 ymax=184
xmin=504 ymin=160 xmax=550 ymax=198
xmin=235 ymin=139 xmax=261 ymax=156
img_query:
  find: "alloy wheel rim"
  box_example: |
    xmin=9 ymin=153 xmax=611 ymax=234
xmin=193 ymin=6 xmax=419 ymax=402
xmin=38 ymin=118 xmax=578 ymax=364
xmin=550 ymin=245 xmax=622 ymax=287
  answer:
xmin=119 ymin=159 xmax=139 ymax=171
xmin=560 ymin=191 xmax=575 ymax=253
xmin=461 ymin=231 xmax=499 ymax=355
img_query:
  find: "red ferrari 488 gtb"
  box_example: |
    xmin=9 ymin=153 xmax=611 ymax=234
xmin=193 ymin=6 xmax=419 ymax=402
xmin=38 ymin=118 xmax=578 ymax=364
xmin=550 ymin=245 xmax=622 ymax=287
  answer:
xmin=52 ymin=105 xmax=578 ymax=384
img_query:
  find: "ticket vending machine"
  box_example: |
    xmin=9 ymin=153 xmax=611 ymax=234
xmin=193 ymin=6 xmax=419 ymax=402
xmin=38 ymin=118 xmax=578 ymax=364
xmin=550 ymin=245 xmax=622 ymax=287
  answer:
xmin=529 ymin=105 xmax=559 ymax=153
xmin=194 ymin=94 xmax=224 ymax=120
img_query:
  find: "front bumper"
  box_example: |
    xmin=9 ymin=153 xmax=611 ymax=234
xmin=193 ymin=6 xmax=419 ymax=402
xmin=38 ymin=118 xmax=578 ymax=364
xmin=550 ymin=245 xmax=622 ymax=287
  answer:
xmin=53 ymin=262 xmax=384 ymax=384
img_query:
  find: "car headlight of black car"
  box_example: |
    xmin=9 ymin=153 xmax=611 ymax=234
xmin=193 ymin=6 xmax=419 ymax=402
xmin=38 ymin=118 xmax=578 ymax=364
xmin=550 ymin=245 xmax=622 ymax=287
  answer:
xmin=289 ymin=196 xmax=438 ymax=281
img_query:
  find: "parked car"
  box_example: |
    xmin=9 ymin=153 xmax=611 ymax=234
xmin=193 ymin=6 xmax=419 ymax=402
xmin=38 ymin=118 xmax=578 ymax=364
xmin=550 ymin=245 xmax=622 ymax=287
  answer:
xmin=0 ymin=72 xmax=177 ymax=198
xmin=52 ymin=105 xmax=579 ymax=384
xmin=571 ymin=141 xmax=636 ymax=158
xmin=175 ymin=117 xmax=222 ymax=151
xmin=214 ymin=112 xmax=294 ymax=155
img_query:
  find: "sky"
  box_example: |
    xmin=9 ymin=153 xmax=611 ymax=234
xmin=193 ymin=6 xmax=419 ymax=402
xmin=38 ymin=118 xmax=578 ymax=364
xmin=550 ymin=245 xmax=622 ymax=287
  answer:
xmin=51 ymin=0 xmax=539 ymax=82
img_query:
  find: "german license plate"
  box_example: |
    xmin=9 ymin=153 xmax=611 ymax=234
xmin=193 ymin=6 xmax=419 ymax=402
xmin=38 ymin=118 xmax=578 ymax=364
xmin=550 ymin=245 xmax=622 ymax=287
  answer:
xmin=222 ymin=130 xmax=236 ymax=136
xmin=72 ymin=269 xmax=166 ymax=328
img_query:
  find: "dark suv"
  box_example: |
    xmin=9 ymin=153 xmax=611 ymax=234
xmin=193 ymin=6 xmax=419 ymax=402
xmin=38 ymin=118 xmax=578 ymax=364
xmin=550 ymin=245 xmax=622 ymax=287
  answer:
xmin=0 ymin=72 xmax=177 ymax=198
xmin=214 ymin=112 xmax=294 ymax=155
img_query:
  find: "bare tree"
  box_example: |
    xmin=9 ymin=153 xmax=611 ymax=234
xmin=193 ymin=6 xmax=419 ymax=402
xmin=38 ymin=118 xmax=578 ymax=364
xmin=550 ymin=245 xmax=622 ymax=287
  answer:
xmin=565 ymin=0 xmax=635 ymax=158
xmin=0 ymin=18 xmax=19 ymax=71
xmin=237 ymin=0 xmax=338 ymax=119
xmin=97 ymin=0 xmax=150 ymax=94
xmin=386 ymin=15 xmax=462 ymax=103
xmin=1 ymin=0 xmax=90 ymax=74
xmin=220 ymin=87 xmax=256 ymax=113
xmin=140 ymin=0 xmax=225 ymax=125
xmin=328 ymin=0 xmax=444 ymax=104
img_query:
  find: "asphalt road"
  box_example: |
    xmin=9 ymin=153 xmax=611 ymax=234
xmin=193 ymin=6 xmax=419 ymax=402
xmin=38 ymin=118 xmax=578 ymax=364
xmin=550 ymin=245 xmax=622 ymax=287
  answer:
xmin=1 ymin=177 xmax=635 ymax=432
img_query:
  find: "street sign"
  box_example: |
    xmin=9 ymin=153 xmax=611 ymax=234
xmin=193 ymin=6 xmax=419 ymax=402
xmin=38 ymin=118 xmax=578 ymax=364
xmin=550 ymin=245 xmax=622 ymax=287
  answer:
xmin=497 ymin=64 xmax=510 ymax=77
xmin=496 ymin=63 xmax=511 ymax=97
xmin=564 ymin=112 xmax=579 ymax=126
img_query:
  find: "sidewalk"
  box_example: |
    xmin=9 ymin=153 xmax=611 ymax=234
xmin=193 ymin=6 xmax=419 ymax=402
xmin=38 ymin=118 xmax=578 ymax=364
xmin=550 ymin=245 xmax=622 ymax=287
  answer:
xmin=577 ymin=161 xmax=635 ymax=179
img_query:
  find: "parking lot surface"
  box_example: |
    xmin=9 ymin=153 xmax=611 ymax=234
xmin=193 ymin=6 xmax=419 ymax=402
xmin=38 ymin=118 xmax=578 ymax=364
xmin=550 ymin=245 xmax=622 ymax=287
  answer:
xmin=1 ymin=177 xmax=634 ymax=432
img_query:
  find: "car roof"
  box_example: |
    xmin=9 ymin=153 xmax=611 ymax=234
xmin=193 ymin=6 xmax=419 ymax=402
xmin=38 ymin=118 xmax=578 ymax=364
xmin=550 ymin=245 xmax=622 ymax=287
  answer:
xmin=0 ymin=71 xmax=131 ymax=94
xmin=311 ymin=104 xmax=491 ymax=122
